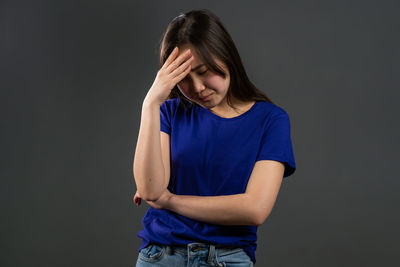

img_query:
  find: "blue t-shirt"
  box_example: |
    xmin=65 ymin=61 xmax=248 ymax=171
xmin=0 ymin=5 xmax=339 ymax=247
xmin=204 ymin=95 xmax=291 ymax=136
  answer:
xmin=137 ymin=97 xmax=296 ymax=264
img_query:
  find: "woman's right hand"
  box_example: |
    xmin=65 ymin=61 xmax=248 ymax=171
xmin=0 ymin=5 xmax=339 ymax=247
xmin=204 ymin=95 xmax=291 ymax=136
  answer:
xmin=133 ymin=190 xmax=142 ymax=206
xmin=144 ymin=46 xmax=194 ymax=106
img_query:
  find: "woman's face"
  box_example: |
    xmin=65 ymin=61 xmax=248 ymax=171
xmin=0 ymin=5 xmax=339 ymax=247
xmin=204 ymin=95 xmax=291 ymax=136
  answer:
xmin=176 ymin=44 xmax=230 ymax=109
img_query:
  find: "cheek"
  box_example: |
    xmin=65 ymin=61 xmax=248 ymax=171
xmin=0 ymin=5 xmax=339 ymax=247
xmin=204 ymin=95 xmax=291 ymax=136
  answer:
xmin=207 ymin=76 xmax=227 ymax=92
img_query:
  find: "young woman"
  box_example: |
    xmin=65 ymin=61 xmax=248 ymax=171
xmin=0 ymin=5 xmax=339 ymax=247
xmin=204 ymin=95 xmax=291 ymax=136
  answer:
xmin=133 ymin=9 xmax=296 ymax=266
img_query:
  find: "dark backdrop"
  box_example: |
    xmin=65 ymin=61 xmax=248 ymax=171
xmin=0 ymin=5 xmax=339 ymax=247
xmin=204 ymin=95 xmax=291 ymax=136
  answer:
xmin=1 ymin=0 xmax=399 ymax=266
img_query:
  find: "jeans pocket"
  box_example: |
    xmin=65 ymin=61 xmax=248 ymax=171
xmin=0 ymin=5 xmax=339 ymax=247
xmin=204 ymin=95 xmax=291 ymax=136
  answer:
xmin=139 ymin=244 xmax=166 ymax=263
xmin=217 ymin=248 xmax=253 ymax=267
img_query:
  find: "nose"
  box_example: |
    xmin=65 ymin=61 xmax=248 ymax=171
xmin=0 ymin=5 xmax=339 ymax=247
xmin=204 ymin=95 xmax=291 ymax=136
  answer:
xmin=191 ymin=76 xmax=206 ymax=94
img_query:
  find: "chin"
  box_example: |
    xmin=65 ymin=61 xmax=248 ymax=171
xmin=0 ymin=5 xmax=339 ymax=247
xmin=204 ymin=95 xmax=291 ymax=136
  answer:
xmin=202 ymin=102 xmax=218 ymax=110
xmin=196 ymin=100 xmax=211 ymax=107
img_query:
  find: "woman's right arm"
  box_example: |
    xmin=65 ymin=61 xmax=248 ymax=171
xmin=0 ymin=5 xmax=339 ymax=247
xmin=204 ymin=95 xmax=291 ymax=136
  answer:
xmin=133 ymin=100 xmax=165 ymax=201
xmin=133 ymin=46 xmax=194 ymax=202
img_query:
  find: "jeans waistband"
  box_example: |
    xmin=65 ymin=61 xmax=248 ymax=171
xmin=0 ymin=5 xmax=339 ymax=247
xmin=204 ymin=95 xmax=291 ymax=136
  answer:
xmin=162 ymin=242 xmax=242 ymax=257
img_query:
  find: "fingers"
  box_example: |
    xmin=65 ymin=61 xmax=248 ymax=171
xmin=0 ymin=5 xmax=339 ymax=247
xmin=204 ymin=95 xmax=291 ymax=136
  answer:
xmin=171 ymin=56 xmax=194 ymax=83
xmin=134 ymin=195 xmax=141 ymax=206
xmin=163 ymin=46 xmax=179 ymax=68
xmin=133 ymin=191 xmax=142 ymax=206
xmin=165 ymin=48 xmax=193 ymax=74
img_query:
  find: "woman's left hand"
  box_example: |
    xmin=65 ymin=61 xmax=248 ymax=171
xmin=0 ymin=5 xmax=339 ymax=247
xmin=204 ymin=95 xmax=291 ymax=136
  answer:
xmin=145 ymin=188 xmax=174 ymax=210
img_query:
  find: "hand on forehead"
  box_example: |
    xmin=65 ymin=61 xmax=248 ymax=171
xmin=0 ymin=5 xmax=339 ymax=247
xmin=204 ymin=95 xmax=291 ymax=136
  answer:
xmin=178 ymin=47 xmax=194 ymax=59
xmin=177 ymin=45 xmax=203 ymax=67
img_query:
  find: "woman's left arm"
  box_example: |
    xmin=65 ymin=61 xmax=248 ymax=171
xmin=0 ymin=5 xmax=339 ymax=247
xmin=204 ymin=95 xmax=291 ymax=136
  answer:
xmin=143 ymin=160 xmax=285 ymax=226
xmin=169 ymin=192 xmax=256 ymax=225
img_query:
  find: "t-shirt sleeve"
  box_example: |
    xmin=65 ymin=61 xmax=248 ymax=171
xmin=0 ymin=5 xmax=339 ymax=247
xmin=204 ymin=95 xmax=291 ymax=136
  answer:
xmin=256 ymin=112 xmax=296 ymax=178
xmin=160 ymin=101 xmax=172 ymax=135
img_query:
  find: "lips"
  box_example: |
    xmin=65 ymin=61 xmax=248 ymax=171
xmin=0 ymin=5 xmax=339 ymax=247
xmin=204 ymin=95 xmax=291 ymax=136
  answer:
xmin=199 ymin=93 xmax=213 ymax=100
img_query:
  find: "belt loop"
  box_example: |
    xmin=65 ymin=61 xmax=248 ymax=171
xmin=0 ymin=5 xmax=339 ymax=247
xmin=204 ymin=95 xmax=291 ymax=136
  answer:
xmin=207 ymin=244 xmax=215 ymax=264
xmin=165 ymin=245 xmax=173 ymax=255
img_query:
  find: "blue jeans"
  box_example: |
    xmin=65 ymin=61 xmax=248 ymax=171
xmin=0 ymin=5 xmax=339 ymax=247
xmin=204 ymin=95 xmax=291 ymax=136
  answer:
xmin=136 ymin=242 xmax=254 ymax=266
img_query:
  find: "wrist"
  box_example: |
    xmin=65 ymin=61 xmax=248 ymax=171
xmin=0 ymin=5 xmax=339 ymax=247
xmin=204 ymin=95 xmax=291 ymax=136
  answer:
xmin=143 ymin=96 xmax=163 ymax=108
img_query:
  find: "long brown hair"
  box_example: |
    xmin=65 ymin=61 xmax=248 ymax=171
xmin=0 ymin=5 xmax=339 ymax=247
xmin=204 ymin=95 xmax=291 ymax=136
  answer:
xmin=158 ymin=9 xmax=274 ymax=110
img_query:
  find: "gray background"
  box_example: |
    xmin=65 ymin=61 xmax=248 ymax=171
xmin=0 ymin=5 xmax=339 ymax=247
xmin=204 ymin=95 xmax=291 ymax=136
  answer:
xmin=1 ymin=0 xmax=399 ymax=266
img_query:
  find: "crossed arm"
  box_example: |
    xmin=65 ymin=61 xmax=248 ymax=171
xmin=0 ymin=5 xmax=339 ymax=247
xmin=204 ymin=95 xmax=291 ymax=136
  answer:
xmin=135 ymin=160 xmax=285 ymax=226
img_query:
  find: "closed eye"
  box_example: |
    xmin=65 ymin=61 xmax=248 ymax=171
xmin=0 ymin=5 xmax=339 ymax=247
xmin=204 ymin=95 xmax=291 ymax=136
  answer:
xmin=198 ymin=69 xmax=208 ymax=75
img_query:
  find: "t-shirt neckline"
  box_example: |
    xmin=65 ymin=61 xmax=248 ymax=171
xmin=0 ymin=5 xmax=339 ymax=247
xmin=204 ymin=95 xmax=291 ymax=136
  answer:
xmin=202 ymin=101 xmax=259 ymax=121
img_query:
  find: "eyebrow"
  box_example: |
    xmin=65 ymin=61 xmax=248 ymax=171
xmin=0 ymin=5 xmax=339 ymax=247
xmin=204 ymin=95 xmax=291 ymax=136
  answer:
xmin=191 ymin=64 xmax=206 ymax=72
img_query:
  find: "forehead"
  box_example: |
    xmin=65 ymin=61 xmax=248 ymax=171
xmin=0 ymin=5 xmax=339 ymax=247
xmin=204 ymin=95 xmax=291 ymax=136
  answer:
xmin=177 ymin=44 xmax=225 ymax=70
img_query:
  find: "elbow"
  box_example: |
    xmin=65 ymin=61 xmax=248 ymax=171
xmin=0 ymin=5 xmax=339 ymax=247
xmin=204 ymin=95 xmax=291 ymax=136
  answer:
xmin=243 ymin=194 xmax=270 ymax=226
xmin=253 ymin=209 xmax=272 ymax=226
xmin=133 ymin=174 xmax=166 ymax=202
xmin=138 ymin=189 xmax=163 ymax=202
xmin=141 ymin=194 xmax=161 ymax=202
xmin=137 ymin=183 xmax=165 ymax=202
